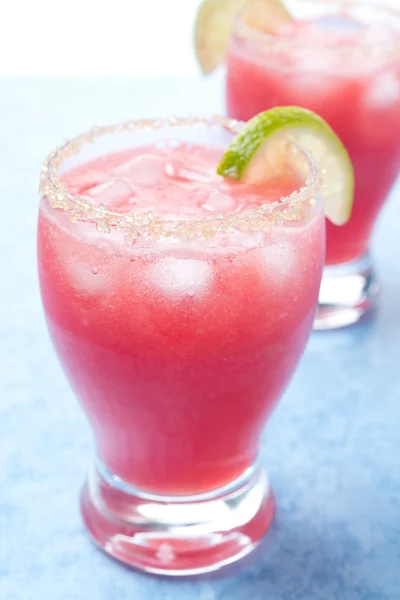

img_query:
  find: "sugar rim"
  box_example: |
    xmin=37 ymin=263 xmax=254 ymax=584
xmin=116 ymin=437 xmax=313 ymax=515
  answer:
xmin=234 ymin=0 xmax=400 ymax=58
xmin=39 ymin=115 xmax=320 ymax=242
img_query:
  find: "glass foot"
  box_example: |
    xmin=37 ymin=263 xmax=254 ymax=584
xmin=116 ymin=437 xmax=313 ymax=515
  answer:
xmin=314 ymin=253 xmax=380 ymax=330
xmin=81 ymin=461 xmax=275 ymax=576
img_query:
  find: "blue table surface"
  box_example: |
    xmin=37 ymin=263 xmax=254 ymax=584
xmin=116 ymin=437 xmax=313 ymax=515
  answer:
xmin=1 ymin=77 xmax=400 ymax=600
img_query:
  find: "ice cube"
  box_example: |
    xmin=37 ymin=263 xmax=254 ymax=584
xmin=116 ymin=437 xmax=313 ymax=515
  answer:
xmin=63 ymin=171 xmax=108 ymax=195
xmin=260 ymin=238 xmax=296 ymax=284
xmin=201 ymin=191 xmax=236 ymax=213
xmin=364 ymin=72 xmax=400 ymax=109
xmin=315 ymin=16 xmax=363 ymax=34
xmin=86 ymin=178 xmax=134 ymax=207
xmin=149 ymin=257 xmax=212 ymax=297
xmin=284 ymin=67 xmax=337 ymax=103
xmin=71 ymin=218 xmax=101 ymax=240
xmin=60 ymin=215 xmax=115 ymax=247
xmin=295 ymin=48 xmax=340 ymax=73
xmin=165 ymin=158 xmax=215 ymax=183
xmin=228 ymin=230 xmax=264 ymax=249
xmin=112 ymin=154 xmax=165 ymax=187
xmin=66 ymin=259 xmax=112 ymax=296
xmin=362 ymin=24 xmax=398 ymax=46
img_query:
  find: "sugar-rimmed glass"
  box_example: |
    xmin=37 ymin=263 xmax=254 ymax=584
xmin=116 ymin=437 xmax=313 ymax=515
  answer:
xmin=38 ymin=115 xmax=324 ymax=575
xmin=226 ymin=0 xmax=400 ymax=329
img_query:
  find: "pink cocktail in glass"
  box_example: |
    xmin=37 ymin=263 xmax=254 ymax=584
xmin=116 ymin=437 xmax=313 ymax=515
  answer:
xmin=226 ymin=0 xmax=400 ymax=328
xmin=38 ymin=116 xmax=324 ymax=575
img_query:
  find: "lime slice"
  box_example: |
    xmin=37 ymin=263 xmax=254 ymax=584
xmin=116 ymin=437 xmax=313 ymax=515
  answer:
xmin=242 ymin=0 xmax=291 ymax=33
xmin=194 ymin=0 xmax=292 ymax=75
xmin=217 ymin=107 xmax=354 ymax=225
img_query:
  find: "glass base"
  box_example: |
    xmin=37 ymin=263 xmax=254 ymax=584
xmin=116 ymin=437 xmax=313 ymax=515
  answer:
xmin=81 ymin=461 xmax=275 ymax=576
xmin=314 ymin=253 xmax=379 ymax=331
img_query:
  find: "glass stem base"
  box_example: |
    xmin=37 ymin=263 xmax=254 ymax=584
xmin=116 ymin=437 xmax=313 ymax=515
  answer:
xmin=314 ymin=253 xmax=379 ymax=330
xmin=80 ymin=461 xmax=275 ymax=576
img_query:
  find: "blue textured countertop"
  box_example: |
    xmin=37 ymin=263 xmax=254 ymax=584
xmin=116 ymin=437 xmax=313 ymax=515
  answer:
xmin=1 ymin=78 xmax=400 ymax=600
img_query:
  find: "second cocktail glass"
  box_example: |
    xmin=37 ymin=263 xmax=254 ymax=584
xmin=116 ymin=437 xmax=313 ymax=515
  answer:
xmin=38 ymin=116 xmax=324 ymax=575
xmin=226 ymin=0 xmax=400 ymax=328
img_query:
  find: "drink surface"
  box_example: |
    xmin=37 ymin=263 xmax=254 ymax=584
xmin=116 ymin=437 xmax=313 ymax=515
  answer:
xmin=62 ymin=143 xmax=302 ymax=217
xmin=226 ymin=14 xmax=400 ymax=265
xmin=38 ymin=142 xmax=324 ymax=495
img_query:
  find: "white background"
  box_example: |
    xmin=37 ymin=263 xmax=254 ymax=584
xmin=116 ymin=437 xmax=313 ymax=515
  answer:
xmin=0 ymin=0 xmax=396 ymax=77
xmin=0 ymin=0 xmax=202 ymax=76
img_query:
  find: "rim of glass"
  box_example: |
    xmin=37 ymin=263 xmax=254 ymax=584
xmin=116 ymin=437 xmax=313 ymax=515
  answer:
xmin=39 ymin=115 xmax=320 ymax=241
xmin=234 ymin=0 xmax=400 ymax=58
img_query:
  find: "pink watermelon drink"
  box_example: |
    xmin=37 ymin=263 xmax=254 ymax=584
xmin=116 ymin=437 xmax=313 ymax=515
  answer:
xmin=38 ymin=116 xmax=324 ymax=573
xmin=226 ymin=1 xmax=400 ymax=267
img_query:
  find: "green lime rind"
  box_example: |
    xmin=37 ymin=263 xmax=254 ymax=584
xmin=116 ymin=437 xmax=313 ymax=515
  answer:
xmin=217 ymin=107 xmax=354 ymax=225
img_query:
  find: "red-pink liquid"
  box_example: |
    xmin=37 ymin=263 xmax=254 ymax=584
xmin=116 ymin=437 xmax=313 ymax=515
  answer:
xmin=226 ymin=16 xmax=400 ymax=265
xmin=38 ymin=143 xmax=324 ymax=495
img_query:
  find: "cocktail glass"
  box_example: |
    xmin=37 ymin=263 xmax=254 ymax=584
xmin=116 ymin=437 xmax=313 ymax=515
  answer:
xmin=226 ymin=0 xmax=400 ymax=328
xmin=38 ymin=116 xmax=324 ymax=575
